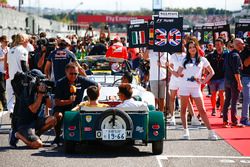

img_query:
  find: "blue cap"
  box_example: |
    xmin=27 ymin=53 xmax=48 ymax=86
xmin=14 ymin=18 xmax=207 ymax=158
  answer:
xmin=30 ymin=69 xmax=46 ymax=79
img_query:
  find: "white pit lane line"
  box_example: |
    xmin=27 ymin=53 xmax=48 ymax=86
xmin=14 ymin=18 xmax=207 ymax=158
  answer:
xmin=156 ymin=155 xmax=250 ymax=167
xmin=156 ymin=155 xmax=168 ymax=167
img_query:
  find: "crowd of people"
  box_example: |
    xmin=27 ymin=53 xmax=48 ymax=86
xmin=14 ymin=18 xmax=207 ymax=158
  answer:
xmin=0 ymin=25 xmax=249 ymax=148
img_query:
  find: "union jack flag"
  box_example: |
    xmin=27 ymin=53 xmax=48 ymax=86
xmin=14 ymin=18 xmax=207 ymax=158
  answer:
xmin=168 ymin=28 xmax=181 ymax=46
xmin=244 ymin=31 xmax=250 ymax=38
xmin=155 ymin=28 xmax=167 ymax=46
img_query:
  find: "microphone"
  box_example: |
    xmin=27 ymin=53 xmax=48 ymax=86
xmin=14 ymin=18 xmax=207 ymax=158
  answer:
xmin=70 ymin=85 xmax=77 ymax=94
xmin=69 ymin=85 xmax=77 ymax=105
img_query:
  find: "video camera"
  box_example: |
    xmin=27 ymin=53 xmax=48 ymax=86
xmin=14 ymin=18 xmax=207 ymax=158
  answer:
xmin=104 ymin=25 xmax=109 ymax=30
xmin=37 ymin=38 xmax=56 ymax=54
xmin=11 ymin=70 xmax=55 ymax=99
xmin=88 ymin=25 xmax=93 ymax=31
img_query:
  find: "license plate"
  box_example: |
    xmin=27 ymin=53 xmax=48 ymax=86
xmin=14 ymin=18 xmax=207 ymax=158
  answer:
xmin=102 ymin=129 xmax=126 ymax=140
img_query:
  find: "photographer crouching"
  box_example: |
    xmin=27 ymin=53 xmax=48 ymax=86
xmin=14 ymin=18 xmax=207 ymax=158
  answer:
xmin=9 ymin=69 xmax=56 ymax=149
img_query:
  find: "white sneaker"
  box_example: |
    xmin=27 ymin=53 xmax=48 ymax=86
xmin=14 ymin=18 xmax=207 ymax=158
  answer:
xmin=208 ymin=130 xmax=218 ymax=141
xmin=191 ymin=116 xmax=201 ymax=126
xmin=182 ymin=129 xmax=190 ymax=140
xmin=169 ymin=117 xmax=176 ymax=126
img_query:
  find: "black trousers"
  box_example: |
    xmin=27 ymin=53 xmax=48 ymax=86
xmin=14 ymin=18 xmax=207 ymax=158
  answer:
xmin=0 ymin=72 xmax=7 ymax=108
xmin=222 ymin=83 xmax=240 ymax=124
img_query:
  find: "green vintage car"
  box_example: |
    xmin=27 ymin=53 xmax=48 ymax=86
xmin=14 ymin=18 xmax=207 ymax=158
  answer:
xmin=63 ymin=56 xmax=165 ymax=154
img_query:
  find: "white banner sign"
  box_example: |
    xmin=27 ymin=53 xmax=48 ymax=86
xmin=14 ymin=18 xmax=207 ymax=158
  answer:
xmin=159 ymin=11 xmax=178 ymax=18
xmin=214 ymin=21 xmax=227 ymax=26
xmin=239 ymin=19 xmax=250 ymax=23
xmin=130 ymin=19 xmax=145 ymax=25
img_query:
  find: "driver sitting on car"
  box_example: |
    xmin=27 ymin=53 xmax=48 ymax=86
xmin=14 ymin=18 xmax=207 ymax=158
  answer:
xmin=116 ymin=83 xmax=147 ymax=108
xmin=72 ymin=85 xmax=109 ymax=110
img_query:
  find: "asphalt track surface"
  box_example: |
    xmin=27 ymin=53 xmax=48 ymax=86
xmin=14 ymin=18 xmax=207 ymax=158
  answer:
xmin=1 ymin=111 xmax=250 ymax=167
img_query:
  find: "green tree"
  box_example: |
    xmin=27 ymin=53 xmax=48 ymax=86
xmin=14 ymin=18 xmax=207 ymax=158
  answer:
xmin=0 ymin=0 xmax=8 ymax=3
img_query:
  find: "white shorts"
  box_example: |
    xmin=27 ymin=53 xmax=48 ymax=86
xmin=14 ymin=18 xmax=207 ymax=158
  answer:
xmin=169 ymin=79 xmax=179 ymax=91
xmin=179 ymin=87 xmax=202 ymax=98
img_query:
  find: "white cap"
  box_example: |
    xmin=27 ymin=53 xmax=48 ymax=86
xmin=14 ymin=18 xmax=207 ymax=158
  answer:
xmin=61 ymin=37 xmax=71 ymax=45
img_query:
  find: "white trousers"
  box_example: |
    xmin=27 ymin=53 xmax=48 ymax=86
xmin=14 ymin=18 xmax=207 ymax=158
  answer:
xmin=6 ymin=79 xmax=15 ymax=113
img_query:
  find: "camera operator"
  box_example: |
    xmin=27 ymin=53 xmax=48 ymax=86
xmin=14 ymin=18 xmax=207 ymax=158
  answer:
xmin=36 ymin=38 xmax=57 ymax=73
xmin=34 ymin=38 xmax=48 ymax=71
xmin=52 ymin=62 xmax=98 ymax=146
xmin=84 ymin=25 xmax=94 ymax=38
xmin=10 ymin=69 xmax=56 ymax=148
xmin=99 ymin=24 xmax=110 ymax=42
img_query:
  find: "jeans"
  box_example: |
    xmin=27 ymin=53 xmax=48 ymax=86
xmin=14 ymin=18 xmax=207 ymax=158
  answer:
xmin=222 ymin=83 xmax=240 ymax=123
xmin=0 ymin=73 xmax=7 ymax=108
xmin=241 ymin=77 xmax=250 ymax=120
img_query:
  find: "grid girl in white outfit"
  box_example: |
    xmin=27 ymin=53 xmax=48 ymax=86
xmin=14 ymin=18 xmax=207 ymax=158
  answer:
xmin=168 ymin=40 xmax=218 ymax=140
xmin=163 ymin=42 xmax=200 ymax=126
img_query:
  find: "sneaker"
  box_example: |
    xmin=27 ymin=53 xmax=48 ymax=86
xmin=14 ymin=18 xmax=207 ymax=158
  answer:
xmin=208 ymin=130 xmax=218 ymax=140
xmin=169 ymin=117 xmax=176 ymax=126
xmin=231 ymin=123 xmax=245 ymax=128
xmin=223 ymin=122 xmax=231 ymax=128
xmin=219 ymin=112 xmax=223 ymax=118
xmin=191 ymin=116 xmax=201 ymax=126
xmin=3 ymin=106 xmax=8 ymax=111
xmin=9 ymin=129 xmax=18 ymax=148
xmin=51 ymin=136 xmax=63 ymax=147
xmin=211 ymin=109 xmax=216 ymax=116
xmin=240 ymin=118 xmax=250 ymax=126
xmin=197 ymin=114 xmax=202 ymax=121
xmin=181 ymin=129 xmax=190 ymax=140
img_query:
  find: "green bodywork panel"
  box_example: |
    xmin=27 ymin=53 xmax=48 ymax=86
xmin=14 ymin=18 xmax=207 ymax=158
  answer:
xmin=64 ymin=110 xmax=165 ymax=142
xmin=64 ymin=111 xmax=81 ymax=141
xmin=148 ymin=111 xmax=165 ymax=141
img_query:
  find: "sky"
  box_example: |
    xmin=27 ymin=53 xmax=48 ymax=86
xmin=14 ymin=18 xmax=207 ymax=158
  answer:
xmin=8 ymin=0 xmax=245 ymax=11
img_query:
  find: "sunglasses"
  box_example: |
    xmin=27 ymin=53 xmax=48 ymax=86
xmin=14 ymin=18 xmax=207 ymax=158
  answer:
xmin=69 ymin=73 xmax=79 ymax=76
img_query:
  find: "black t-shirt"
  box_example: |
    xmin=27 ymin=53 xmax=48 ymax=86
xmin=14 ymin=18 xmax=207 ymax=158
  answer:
xmin=54 ymin=76 xmax=97 ymax=111
xmin=16 ymin=92 xmax=46 ymax=126
xmin=240 ymin=47 xmax=250 ymax=77
xmin=224 ymin=50 xmax=243 ymax=86
xmin=88 ymin=43 xmax=107 ymax=55
xmin=206 ymin=50 xmax=226 ymax=80
xmin=205 ymin=49 xmax=214 ymax=56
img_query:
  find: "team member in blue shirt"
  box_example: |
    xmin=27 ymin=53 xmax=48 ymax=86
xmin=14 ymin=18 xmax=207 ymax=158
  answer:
xmin=44 ymin=38 xmax=86 ymax=83
xmin=52 ymin=63 xmax=98 ymax=146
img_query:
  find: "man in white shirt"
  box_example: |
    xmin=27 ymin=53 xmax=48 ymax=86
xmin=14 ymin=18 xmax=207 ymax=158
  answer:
xmin=116 ymin=83 xmax=147 ymax=108
xmin=144 ymin=49 xmax=167 ymax=112
xmin=7 ymin=33 xmax=29 ymax=114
